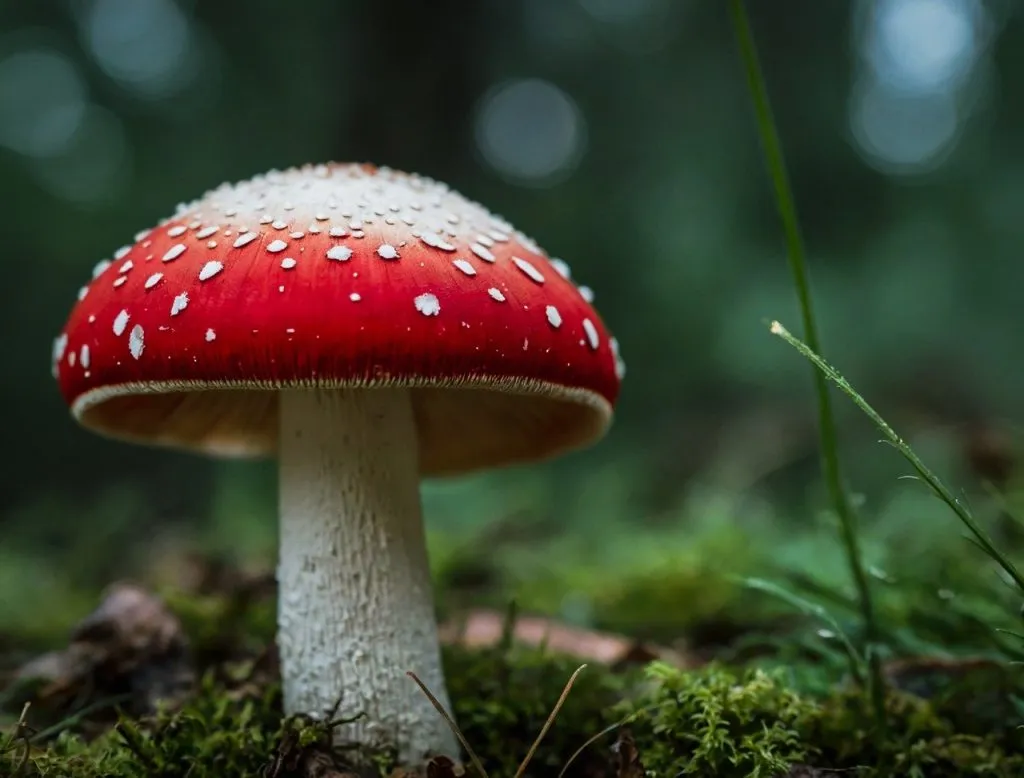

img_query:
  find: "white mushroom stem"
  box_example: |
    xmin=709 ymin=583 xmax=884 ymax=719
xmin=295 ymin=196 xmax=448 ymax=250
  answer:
xmin=277 ymin=386 xmax=457 ymax=764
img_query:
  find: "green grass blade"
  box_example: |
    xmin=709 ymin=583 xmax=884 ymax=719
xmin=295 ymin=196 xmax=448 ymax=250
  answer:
xmin=726 ymin=0 xmax=879 ymax=649
xmin=769 ymin=319 xmax=1024 ymax=593
xmin=742 ymin=576 xmax=865 ymax=682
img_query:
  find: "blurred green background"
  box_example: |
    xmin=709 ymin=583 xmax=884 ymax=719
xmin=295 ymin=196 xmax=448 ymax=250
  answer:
xmin=3 ymin=0 xmax=1023 ymax=642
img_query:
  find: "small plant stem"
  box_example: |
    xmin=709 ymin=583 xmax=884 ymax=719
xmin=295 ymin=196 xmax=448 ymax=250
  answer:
xmin=770 ymin=320 xmax=1024 ymax=592
xmin=726 ymin=0 xmax=879 ymax=648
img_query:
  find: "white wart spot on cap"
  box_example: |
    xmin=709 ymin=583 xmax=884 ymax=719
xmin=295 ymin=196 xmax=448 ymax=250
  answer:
xmin=610 ymin=337 xmax=625 ymax=379
xmin=582 ymin=318 xmax=599 ymax=350
xmin=414 ymin=292 xmax=440 ymax=316
xmin=113 ymin=276 xmax=127 ymax=288
xmin=326 ymin=245 xmax=352 ymax=261
xmin=452 ymin=258 xmax=476 ymax=276
xmin=118 ymin=260 xmax=133 ymax=274
xmin=52 ymin=334 xmax=68 ymax=371
xmin=266 ymin=239 xmax=288 ymax=253
xmin=233 ymin=231 xmax=258 ymax=248
xmin=579 ymin=285 xmax=594 ymax=303
xmin=144 ymin=273 xmax=164 ymax=290
xmin=113 ymin=309 xmax=130 ymax=336
xmin=512 ymin=256 xmax=544 ymax=284
xmin=550 ymin=258 xmax=571 ymax=279
xmin=377 ymin=243 xmax=399 ymax=260
xmin=162 ymin=244 xmax=187 ymax=263
xmin=171 ymin=292 xmax=189 ymax=316
xmin=128 ymin=324 xmax=145 ymax=359
xmin=114 ymin=245 xmax=131 ymax=260
xmin=167 ymin=225 xmax=187 ymax=237
xmin=199 ymin=261 xmax=223 ymax=281
xmin=329 ymin=226 xmax=347 ymax=237
xmin=205 ymin=328 xmax=216 ymax=342
xmin=80 ymin=344 xmax=90 ymax=369
xmin=420 ymin=231 xmax=455 ymax=251
xmin=471 ymin=243 xmax=495 ymax=262
xmin=92 ymin=260 xmax=112 ymax=278
xmin=349 ymin=292 xmax=361 ymax=302
xmin=196 ymin=226 xmax=218 ymax=239
xmin=545 ymin=305 xmax=562 ymax=328
xmin=280 ymin=257 xmax=297 ymax=269
xmin=487 ymin=287 xmax=506 ymax=302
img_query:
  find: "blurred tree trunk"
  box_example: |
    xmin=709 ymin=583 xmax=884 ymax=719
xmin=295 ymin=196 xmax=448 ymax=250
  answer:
xmin=339 ymin=0 xmax=487 ymax=178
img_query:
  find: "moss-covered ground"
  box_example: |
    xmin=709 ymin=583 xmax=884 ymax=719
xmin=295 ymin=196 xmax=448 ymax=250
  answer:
xmin=2 ymin=494 xmax=1023 ymax=778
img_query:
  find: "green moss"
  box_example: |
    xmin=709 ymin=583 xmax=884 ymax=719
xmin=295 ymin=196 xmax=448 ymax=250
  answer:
xmin=809 ymin=685 xmax=1024 ymax=777
xmin=445 ymin=642 xmax=630 ymax=776
xmin=489 ymin=524 xmax=769 ymax=643
xmin=4 ymin=589 xmax=1023 ymax=778
xmin=1 ymin=644 xmax=614 ymax=778
xmin=622 ymin=661 xmax=1024 ymax=778
xmin=7 ymin=651 xmax=1022 ymax=778
xmin=0 ymin=671 xmax=376 ymax=778
xmin=622 ymin=661 xmax=815 ymax=777
xmin=3 ymin=677 xmax=276 ymax=777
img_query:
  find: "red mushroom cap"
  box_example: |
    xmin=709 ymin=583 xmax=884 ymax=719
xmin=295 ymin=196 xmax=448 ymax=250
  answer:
xmin=52 ymin=163 xmax=624 ymax=475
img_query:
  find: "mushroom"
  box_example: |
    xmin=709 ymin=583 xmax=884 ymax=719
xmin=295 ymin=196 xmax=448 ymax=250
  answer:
xmin=52 ymin=163 xmax=625 ymax=763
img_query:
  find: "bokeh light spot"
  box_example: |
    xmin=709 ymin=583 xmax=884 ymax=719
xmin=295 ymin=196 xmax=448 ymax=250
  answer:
xmin=0 ymin=47 xmax=87 ymax=158
xmin=474 ymin=78 xmax=586 ymax=186
xmin=81 ymin=0 xmax=195 ymax=99
xmin=863 ymin=0 xmax=983 ymax=94
xmin=850 ymin=0 xmax=991 ymax=175
xmin=850 ymin=80 xmax=960 ymax=174
xmin=851 ymin=77 xmax=962 ymax=173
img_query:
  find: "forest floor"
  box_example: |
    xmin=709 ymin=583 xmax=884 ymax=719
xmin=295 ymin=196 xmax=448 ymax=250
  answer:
xmin=2 ymin=499 xmax=1023 ymax=778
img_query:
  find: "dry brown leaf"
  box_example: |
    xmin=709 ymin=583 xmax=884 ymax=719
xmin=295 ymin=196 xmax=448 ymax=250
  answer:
xmin=438 ymin=609 xmax=692 ymax=668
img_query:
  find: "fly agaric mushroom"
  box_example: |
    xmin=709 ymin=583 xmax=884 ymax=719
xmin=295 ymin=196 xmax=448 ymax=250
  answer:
xmin=52 ymin=163 xmax=624 ymax=763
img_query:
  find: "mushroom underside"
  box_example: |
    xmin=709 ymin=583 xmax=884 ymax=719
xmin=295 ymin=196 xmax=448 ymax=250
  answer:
xmin=71 ymin=380 xmax=612 ymax=475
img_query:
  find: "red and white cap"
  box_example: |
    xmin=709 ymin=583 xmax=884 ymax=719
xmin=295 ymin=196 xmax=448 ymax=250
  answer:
xmin=52 ymin=163 xmax=624 ymax=474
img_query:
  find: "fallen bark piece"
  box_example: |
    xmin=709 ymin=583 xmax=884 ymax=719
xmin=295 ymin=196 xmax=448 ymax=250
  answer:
xmin=11 ymin=582 xmax=193 ymax=719
xmin=423 ymin=754 xmax=465 ymax=778
xmin=438 ymin=609 xmax=692 ymax=668
xmin=610 ymin=729 xmax=645 ymax=778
